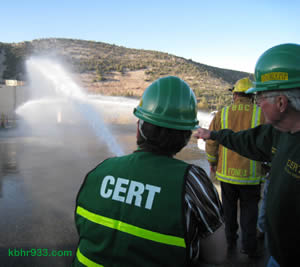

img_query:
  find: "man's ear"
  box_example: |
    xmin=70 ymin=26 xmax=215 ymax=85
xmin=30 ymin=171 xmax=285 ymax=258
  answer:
xmin=276 ymin=95 xmax=289 ymax=113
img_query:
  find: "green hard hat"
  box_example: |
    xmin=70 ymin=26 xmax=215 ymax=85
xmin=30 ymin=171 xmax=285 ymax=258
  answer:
xmin=133 ymin=76 xmax=199 ymax=130
xmin=247 ymin=43 xmax=300 ymax=94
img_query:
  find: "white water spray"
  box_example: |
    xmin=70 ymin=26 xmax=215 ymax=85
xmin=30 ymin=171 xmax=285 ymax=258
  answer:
xmin=18 ymin=58 xmax=124 ymax=157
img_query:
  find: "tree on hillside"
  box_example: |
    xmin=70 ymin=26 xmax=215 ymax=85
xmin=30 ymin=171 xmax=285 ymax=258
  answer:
xmin=96 ymin=65 xmax=105 ymax=81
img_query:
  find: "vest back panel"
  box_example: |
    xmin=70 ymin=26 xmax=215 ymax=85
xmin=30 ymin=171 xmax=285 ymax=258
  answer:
xmin=74 ymin=151 xmax=189 ymax=267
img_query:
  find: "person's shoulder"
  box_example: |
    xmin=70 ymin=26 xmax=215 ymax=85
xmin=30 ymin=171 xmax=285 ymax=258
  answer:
xmin=89 ymin=154 xmax=130 ymax=173
xmin=188 ymin=164 xmax=208 ymax=175
xmin=186 ymin=165 xmax=212 ymax=186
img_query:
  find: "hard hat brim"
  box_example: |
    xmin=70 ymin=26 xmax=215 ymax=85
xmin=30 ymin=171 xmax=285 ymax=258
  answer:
xmin=245 ymin=87 xmax=258 ymax=94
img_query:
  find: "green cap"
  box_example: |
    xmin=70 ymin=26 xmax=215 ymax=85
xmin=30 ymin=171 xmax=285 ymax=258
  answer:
xmin=247 ymin=43 xmax=300 ymax=94
xmin=133 ymin=76 xmax=199 ymax=130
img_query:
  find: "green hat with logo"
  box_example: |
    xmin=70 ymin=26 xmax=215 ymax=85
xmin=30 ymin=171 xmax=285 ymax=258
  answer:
xmin=133 ymin=76 xmax=199 ymax=130
xmin=247 ymin=43 xmax=300 ymax=94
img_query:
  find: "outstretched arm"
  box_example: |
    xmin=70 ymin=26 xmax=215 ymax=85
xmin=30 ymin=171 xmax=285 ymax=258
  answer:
xmin=194 ymin=125 xmax=274 ymax=163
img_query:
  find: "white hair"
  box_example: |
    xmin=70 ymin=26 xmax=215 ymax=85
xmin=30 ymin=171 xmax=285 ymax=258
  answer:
xmin=262 ymin=88 xmax=300 ymax=111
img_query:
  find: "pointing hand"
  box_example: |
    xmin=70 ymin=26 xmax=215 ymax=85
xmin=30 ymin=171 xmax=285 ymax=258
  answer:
xmin=194 ymin=127 xmax=212 ymax=140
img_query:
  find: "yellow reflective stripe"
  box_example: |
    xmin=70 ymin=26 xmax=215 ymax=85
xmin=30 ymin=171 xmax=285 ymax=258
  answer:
xmin=221 ymin=107 xmax=229 ymax=129
xmin=76 ymin=248 xmax=104 ymax=267
xmin=216 ymin=172 xmax=262 ymax=185
xmin=76 ymin=206 xmax=186 ymax=248
xmin=206 ymin=153 xmax=217 ymax=163
xmin=250 ymin=106 xmax=261 ymax=177
xmin=222 ymin=147 xmax=228 ymax=175
xmin=221 ymin=108 xmax=225 ymax=129
xmin=256 ymin=108 xmax=261 ymax=125
xmin=221 ymin=107 xmax=229 ymax=175
xmin=250 ymin=160 xmax=256 ymax=179
xmin=251 ymin=104 xmax=261 ymax=128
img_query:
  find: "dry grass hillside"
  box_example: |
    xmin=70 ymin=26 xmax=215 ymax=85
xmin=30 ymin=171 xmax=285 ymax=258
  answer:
xmin=0 ymin=38 xmax=253 ymax=110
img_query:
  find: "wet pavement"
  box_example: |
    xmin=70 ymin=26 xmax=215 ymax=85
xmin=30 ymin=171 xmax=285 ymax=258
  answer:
xmin=0 ymin=123 xmax=269 ymax=266
xmin=0 ymin=123 xmax=132 ymax=267
xmin=199 ymin=233 xmax=269 ymax=267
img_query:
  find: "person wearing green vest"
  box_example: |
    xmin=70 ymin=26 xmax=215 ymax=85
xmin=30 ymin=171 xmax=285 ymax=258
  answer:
xmin=205 ymin=77 xmax=266 ymax=258
xmin=195 ymin=43 xmax=300 ymax=267
xmin=72 ymin=76 xmax=226 ymax=267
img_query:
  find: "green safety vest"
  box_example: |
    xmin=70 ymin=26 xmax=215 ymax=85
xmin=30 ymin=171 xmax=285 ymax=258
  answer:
xmin=216 ymin=103 xmax=264 ymax=185
xmin=73 ymin=151 xmax=189 ymax=267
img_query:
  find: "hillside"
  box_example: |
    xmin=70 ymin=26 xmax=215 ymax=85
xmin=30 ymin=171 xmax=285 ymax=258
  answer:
xmin=0 ymin=38 xmax=253 ymax=110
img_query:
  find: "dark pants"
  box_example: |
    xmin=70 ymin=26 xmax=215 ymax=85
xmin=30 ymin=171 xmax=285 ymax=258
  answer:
xmin=221 ymin=182 xmax=261 ymax=252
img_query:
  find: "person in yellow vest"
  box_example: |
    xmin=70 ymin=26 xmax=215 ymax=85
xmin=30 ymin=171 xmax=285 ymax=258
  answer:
xmin=205 ymin=77 xmax=265 ymax=258
xmin=72 ymin=76 xmax=226 ymax=267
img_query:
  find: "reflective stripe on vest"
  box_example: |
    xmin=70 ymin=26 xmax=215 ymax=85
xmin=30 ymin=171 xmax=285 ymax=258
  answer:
xmin=76 ymin=206 xmax=186 ymax=248
xmin=249 ymin=105 xmax=262 ymax=178
xmin=76 ymin=248 xmax=104 ymax=267
xmin=216 ymin=171 xmax=263 ymax=185
xmin=221 ymin=107 xmax=229 ymax=175
xmin=219 ymin=104 xmax=262 ymax=185
xmin=206 ymin=152 xmax=217 ymax=163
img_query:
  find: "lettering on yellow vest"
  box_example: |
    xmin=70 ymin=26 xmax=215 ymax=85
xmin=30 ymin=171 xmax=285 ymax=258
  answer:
xmin=100 ymin=175 xmax=161 ymax=210
xmin=231 ymin=104 xmax=250 ymax=112
xmin=228 ymin=168 xmax=248 ymax=177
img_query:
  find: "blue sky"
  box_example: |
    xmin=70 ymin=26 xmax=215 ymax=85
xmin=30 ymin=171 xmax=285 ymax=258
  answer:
xmin=1 ymin=0 xmax=300 ymax=72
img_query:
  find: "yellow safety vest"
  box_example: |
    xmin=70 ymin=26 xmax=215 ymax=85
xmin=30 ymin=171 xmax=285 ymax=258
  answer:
xmin=206 ymin=98 xmax=265 ymax=185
